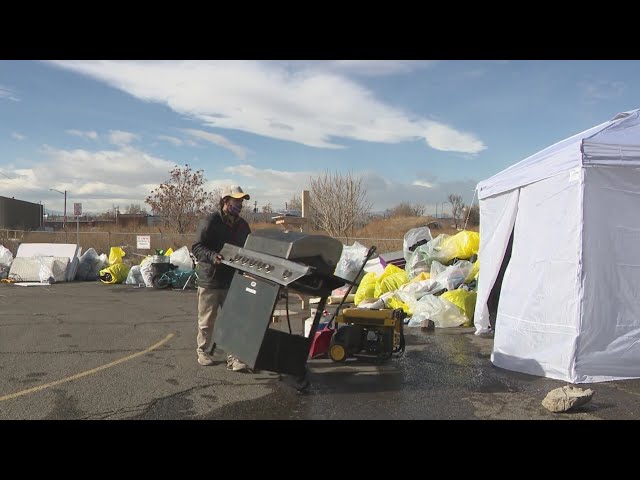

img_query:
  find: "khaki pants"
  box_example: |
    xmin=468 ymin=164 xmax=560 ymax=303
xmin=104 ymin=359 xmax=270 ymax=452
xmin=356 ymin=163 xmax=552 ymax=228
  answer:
xmin=196 ymin=287 xmax=228 ymax=355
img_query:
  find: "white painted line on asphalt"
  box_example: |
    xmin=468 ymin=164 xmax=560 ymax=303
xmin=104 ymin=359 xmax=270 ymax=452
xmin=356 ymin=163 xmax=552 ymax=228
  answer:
xmin=0 ymin=333 xmax=175 ymax=402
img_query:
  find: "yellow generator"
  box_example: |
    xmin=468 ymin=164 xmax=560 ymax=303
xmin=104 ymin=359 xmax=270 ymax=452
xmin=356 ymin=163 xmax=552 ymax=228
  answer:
xmin=328 ymin=308 xmax=406 ymax=363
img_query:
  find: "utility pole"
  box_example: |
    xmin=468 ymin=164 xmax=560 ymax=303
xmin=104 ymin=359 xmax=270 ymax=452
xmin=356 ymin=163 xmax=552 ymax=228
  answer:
xmin=49 ymin=188 xmax=67 ymax=229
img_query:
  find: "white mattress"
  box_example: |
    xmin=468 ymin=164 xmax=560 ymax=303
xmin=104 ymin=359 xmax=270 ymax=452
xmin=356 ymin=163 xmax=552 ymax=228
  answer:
xmin=8 ymin=256 xmax=70 ymax=283
xmin=16 ymin=243 xmax=81 ymax=281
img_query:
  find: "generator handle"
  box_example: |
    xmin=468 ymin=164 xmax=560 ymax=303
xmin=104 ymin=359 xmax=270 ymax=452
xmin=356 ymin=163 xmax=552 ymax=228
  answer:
xmin=327 ymin=245 xmax=377 ymax=328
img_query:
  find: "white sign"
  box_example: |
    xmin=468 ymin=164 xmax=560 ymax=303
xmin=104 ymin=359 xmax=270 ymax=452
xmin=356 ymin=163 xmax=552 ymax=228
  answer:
xmin=137 ymin=235 xmax=151 ymax=250
xmin=74 ymin=202 xmax=82 ymax=216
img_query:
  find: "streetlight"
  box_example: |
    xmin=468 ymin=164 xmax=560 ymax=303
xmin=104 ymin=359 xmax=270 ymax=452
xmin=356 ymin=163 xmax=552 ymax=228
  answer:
xmin=49 ymin=188 xmax=67 ymax=229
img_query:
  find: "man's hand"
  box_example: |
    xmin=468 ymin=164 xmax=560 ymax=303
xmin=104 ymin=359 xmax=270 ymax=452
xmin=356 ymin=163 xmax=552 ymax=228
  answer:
xmin=213 ymin=254 xmax=223 ymax=265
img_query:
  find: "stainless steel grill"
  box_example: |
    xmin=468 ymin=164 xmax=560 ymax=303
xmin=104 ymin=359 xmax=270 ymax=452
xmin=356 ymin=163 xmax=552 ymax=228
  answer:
xmin=213 ymin=230 xmax=346 ymax=384
xmin=219 ymin=230 xmax=345 ymax=295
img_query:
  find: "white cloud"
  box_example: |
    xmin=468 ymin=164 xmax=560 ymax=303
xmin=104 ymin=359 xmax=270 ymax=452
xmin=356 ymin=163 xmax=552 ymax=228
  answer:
xmin=67 ymin=129 xmax=98 ymax=140
xmin=48 ymin=60 xmax=486 ymax=154
xmin=0 ymin=85 xmax=19 ymax=102
xmin=216 ymin=164 xmax=477 ymax=213
xmin=220 ymin=164 xmax=311 ymax=207
xmin=581 ymin=80 xmax=626 ymax=100
xmin=0 ymin=169 xmax=27 ymax=180
xmin=1 ymin=152 xmax=479 ymax=217
xmin=362 ymin=172 xmax=477 ymax=213
xmin=108 ymin=130 xmax=139 ymax=146
xmin=11 ymin=132 xmax=25 ymax=141
xmin=463 ymin=68 xmax=486 ymax=78
xmin=423 ymin=122 xmax=486 ymax=153
xmin=0 ymin=145 xmax=177 ymax=214
xmin=413 ymin=180 xmax=434 ymax=188
xmin=181 ymin=129 xmax=247 ymax=159
xmin=306 ymin=60 xmax=436 ymax=76
xmin=157 ymin=135 xmax=184 ymax=146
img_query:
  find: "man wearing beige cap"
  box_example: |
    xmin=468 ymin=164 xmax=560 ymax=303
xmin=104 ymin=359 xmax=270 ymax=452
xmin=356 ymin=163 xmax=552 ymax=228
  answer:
xmin=192 ymin=185 xmax=252 ymax=372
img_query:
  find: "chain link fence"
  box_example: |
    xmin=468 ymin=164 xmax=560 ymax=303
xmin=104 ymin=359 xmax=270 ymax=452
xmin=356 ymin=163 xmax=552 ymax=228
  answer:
xmin=0 ymin=229 xmax=197 ymax=257
xmin=332 ymin=237 xmax=403 ymax=254
xmin=0 ymin=229 xmax=404 ymax=258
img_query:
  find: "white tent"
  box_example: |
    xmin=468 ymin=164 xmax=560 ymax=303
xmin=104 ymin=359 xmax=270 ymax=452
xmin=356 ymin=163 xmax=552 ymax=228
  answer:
xmin=474 ymin=108 xmax=640 ymax=384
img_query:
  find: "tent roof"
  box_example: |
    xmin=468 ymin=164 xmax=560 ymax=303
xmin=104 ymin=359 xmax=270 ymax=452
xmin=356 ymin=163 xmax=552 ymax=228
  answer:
xmin=477 ymin=109 xmax=640 ymax=200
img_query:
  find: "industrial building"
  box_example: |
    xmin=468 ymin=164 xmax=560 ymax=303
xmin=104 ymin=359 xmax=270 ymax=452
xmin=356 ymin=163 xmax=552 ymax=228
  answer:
xmin=0 ymin=196 xmax=43 ymax=230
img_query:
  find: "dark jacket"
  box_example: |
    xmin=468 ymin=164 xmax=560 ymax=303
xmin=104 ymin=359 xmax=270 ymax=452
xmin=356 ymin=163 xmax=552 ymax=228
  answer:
xmin=192 ymin=211 xmax=251 ymax=289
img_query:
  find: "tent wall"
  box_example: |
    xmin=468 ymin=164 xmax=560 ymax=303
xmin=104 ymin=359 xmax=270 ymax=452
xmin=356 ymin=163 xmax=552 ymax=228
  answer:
xmin=491 ymin=171 xmax=582 ymax=382
xmin=473 ymin=189 xmax=519 ymax=334
xmin=578 ymin=166 xmax=640 ymax=382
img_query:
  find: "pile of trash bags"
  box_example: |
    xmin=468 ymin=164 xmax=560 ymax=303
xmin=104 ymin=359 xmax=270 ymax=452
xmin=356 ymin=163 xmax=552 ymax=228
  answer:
xmin=343 ymin=227 xmax=480 ymax=329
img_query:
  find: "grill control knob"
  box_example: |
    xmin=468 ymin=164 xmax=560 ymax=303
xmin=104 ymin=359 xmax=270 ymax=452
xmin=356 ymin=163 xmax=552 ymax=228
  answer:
xmin=264 ymin=264 xmax=273 ymax=273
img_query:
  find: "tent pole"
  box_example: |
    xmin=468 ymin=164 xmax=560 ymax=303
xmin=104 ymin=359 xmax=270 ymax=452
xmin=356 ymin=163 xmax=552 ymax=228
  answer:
xmin=464 ymin=188 xmax=478 ymax=231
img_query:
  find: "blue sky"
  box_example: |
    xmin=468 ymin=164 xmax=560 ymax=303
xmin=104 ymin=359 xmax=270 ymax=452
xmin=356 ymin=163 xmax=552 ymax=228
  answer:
xmin=1 ymin=60 xmax=639 ymax=216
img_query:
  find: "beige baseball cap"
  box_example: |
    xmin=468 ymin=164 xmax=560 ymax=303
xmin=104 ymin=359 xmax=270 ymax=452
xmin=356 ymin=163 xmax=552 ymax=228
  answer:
xmin=222 ymin=185 xmax=250 ymax=200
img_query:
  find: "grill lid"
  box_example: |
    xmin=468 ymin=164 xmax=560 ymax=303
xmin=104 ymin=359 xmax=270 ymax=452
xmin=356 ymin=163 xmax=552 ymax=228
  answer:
xmin=243 ymin=230 xmax=343 ymax=274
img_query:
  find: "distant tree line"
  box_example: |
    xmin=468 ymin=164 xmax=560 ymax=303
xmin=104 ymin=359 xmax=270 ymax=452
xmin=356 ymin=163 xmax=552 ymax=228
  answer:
xmin=143 ymin=164 xmax=479 ymax=235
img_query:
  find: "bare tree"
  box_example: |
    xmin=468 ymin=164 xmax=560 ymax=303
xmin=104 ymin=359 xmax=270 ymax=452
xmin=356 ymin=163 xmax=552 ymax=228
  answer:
xmin=448 ymin=193 xmax=465 ymax=229
xmin=466 ymin=204 xmax=479 ymax=226
xmin=309 ymin=170 xmax=372 ymax=241
xmin=261 ymin=202 xmax=273 ymax=222
xmin=389 ymin=201 xmax=425 ymax=218
xmin=125 ymin=203 xmax=147 ymax=215
xmin=145 ymin=164 xmax=219 ymax=234
xmin=287 ymin=194 xmax=302 ymax=212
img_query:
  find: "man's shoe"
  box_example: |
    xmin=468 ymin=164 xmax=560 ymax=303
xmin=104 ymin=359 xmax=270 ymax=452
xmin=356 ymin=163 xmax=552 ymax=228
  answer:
xmin=228 ymin=357 xmax=252 ymax=373
xmin=197 ymin=352 xmax=215 ymax=366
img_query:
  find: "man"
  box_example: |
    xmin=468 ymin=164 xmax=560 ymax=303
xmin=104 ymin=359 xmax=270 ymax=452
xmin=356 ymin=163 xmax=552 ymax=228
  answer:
xmin=191 ymin=185 xmax=252 ymax=372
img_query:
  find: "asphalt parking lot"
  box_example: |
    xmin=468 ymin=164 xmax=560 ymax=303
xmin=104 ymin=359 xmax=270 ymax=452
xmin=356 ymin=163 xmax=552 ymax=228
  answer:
xmin=2 ymin=281 xmax=640 ymax=420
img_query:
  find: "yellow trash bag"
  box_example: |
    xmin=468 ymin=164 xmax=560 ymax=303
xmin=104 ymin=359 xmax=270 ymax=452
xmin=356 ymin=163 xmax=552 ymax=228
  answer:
xmin=411 ymin=271 xmax=431 ymax=283
xmin=438 ymin=231 xmax=480 ymax=263
xmin=374 ymin=264 xmax=409 ymax=298
xmin=109 ymin=246 xmax=126 ymax=265
xmin=99 ymin=262 xmax=131 ymax=284
xmin=164 ymin=247 xmax=174 ymax=257
xmin=441 ymin=289 xmax=477 ymax=326
xmin=387 ymin=296 xmax=412 ymax=315
xmin=354 ymin=272 xmax=378 ymax=306
xmin=464 ymin=260 xmax=479 ymax=284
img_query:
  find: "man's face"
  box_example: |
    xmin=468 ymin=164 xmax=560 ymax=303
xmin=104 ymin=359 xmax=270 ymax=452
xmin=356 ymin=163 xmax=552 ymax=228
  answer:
xmin=226 ymin=197 xmax=244 ymax=215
